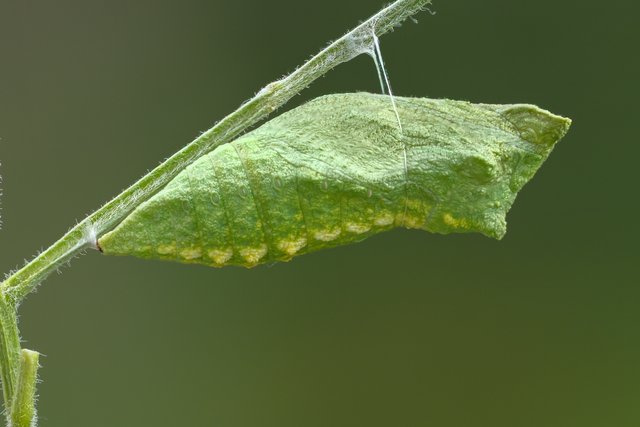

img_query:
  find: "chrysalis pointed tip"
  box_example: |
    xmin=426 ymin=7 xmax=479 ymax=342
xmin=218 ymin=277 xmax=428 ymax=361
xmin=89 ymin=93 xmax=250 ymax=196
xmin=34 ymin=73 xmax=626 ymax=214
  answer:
xmin=496 ymin=104 xmax=572 ymax=151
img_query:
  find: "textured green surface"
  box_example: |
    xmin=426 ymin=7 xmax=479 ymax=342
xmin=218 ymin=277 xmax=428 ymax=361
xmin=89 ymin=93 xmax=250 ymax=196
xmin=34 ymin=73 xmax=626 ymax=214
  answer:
xmin=98 ymin=93 xmax=570 ymax=267
xmin=10 ymin=350 xmax=39 ymax=427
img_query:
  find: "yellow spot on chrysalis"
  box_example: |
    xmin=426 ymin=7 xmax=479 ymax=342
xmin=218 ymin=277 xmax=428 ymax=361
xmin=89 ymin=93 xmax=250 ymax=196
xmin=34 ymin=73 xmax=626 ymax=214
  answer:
xmin=180 ymin=247 xmax=202 ymax=260
xmin=443 ymin=213 xmax=470 ymax=229
xmin=313 ymin=228 xmax=341 ymax=242
xmin=374 ymin=213 xmax=395 ymax=227
xmin=277 ymin=237 xmax=307 ymax=256
xmin=240 ymin=244 xmax=268 ymax=265
xmin=208 ymin=248 xmax=233 ymax=265
xmin=157 ymin=244 xmax=176 ymax=255
xmin=397 ymin=214 xmax=425 ymax=229
xmin=346 ymin=223 xmax=371 ymax=234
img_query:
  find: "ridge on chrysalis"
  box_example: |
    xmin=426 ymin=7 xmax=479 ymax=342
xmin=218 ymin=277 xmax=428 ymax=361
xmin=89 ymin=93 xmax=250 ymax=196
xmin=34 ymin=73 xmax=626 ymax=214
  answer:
xmin=98 ymin=93 xmax=571 ymax=268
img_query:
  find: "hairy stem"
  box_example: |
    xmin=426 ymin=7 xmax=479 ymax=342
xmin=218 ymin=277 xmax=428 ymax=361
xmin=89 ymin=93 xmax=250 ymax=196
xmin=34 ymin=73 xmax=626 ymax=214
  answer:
xmin=0 ymin=1 xmax=431 ymax=423
xmin=10 ymin=350 xmax=39 ymax=427
xmin=1 ymin=0 xmax=430 ymax=303
xmin=0 ymin=296 xmax=20 ymax=420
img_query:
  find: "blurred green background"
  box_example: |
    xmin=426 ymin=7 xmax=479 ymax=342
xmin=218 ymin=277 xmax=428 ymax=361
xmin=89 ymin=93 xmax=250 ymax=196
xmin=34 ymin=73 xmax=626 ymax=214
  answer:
xmin=0 ymin=1 xmax=638 ymax=426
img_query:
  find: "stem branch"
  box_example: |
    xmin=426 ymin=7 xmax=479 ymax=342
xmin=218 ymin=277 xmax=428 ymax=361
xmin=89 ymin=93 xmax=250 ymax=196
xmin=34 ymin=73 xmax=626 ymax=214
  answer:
xmin=0 ymin=296 xmax=20 ymax=420
xmin=0 ymin=0 xmax=431 ymax=423
xmin=10 ymin=350 xmax=40 ymax=427
xmin=1 ymin=0 xmax=429 ymax=303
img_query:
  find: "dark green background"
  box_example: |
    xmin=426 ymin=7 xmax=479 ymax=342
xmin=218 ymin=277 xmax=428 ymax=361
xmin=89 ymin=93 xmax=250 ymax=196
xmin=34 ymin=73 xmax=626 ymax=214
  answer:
xmin=0 ymin=1 xmax=637 ymax=426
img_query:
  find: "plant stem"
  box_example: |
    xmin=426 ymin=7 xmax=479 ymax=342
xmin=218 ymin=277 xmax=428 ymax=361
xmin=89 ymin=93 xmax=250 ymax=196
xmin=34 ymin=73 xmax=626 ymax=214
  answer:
xmin=0 ymin=295 xmax=20 ymax=420
xmin=10 ymin=350 xmax=39 ymax=427
xmin=1 ymin=0 xmax=430 ymax=303
xmin=0 ymin=0 xmax=431 ymax=422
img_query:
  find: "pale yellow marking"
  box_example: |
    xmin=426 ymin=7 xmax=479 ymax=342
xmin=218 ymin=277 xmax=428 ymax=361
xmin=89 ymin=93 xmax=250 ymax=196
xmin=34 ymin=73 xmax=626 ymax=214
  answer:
xmin=208 ymin=248 xmax=233 ymax=265
xmin=397 ymin=214 xmax=426 ymax=229
xmin=443 ymin=213 xmax=470 ymax=229
xmin=346 ymin=223 xmax=371 ymax=234
xmin=180 ymin=247 xmax=202 ymax=260
xmin=374 ymin=213 xmax=395 ymax=227
xmin=277 ymin=237 xmax=307 ymax=256
xmin=157 ymin=244 xmax=176 ymax=255
xmin=313 ymin=228 xmax=341 ymax=242
xmin=240 ymin=244 xmax=268 ymax=265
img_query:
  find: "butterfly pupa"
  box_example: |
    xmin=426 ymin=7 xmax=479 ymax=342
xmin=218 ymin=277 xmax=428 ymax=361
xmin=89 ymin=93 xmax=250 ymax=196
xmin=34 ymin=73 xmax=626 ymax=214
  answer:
xmin=98 ymin=93 xmax=571 ymax=268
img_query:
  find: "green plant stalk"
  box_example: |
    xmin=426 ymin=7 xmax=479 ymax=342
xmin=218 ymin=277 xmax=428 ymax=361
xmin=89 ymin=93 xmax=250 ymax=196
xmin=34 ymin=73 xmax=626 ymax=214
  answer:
xmin=0 ymin=296 xmax=19 ymax=421
xmin=1 ymin=0 xmax=430 ymax=303
xmin=10 ymin=350 xmax=39 ymax=427
xmin=0 ymin=0 xmax=431 ymax=422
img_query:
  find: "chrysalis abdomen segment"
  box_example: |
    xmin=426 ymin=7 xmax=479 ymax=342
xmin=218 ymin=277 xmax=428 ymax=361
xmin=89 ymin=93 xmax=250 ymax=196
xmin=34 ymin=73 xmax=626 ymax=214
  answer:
xmin=213 ymin=135 xmax=408 ymax=266
xmin=98 ymin=139 xmax=407 ymax=268
xmin=98 ymin=93 xmax=571 ymax=268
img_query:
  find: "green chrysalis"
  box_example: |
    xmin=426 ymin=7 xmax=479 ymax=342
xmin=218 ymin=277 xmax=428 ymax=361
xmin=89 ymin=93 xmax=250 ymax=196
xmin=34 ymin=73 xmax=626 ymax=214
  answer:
xmin=98 ymin=93 xmax=571 ymax=268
